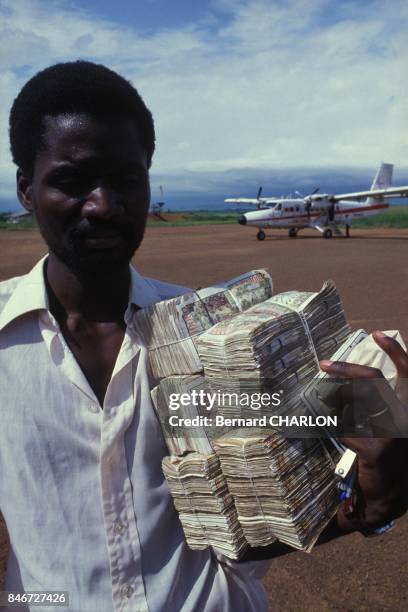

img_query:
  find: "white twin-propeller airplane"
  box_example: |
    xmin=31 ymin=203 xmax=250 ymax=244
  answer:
xmin=225 ymin=163 xmax=408 ymax=240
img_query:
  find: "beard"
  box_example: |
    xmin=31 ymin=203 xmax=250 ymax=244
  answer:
xmin=43 ymin=217 xmax=147 ymax=279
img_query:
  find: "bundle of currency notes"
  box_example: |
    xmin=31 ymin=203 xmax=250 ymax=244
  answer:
xmin=270 ymin=280 xmax=350 ymax=361
xmin=162 ymin=452 xmax=248 ymax=559
xmin=196 ymin=299 xmax=318 ymax=398
xmin=196 ymin=280 xmax=349 ymax=397
xmin=132 ymin=269 xmax=273 ymax=378
xmin=213 ymin=429 xmax=339 ymax=551
xmin=151 ymin=273 xmax=350 ymax=558
xmin=151 ymin=375 xmax=217 ymax=455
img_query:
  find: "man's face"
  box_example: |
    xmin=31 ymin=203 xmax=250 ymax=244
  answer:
xmin=20 ymin=113 xmax=150 ymax=277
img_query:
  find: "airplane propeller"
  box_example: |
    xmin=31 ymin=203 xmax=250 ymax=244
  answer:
xmin=152 ymin=185 xmax=167 ymax=218
xmin=256 ymin=186 xmax=263 ymax=208
xmin=304 ymin=187 xmax=322 ymax=205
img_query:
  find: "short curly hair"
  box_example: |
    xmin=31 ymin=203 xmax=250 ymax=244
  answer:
xmin=9 ymin=60 xmax=155 ymax=177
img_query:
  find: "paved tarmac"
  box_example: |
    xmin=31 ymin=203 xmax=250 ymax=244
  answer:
xmin=1 ymin=226 xmax=407 ymax=610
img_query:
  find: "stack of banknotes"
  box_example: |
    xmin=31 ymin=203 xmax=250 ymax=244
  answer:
xmin=213 ymin=429 xmax=339 ymax=551
xmin=196 ymin=280 xmax=350 ymax=395
xmin=162 ymin=452 xmax=248 ymax=559
xmin=151 ymin=374 xmax=212 ymax=455
xmin=270 ymin=280 xmax=351 ymax=361
xmin=132 ymin=270 xmax=273 ymax=378
xmin=161 ymin=430 xmax=339 ymax=557
xmin=196 ymin=300 xmax=317 ymax=395
xmin=151 ymin=374 xmax=217 ymax=455
xmin=148 ymin=272 xmax=350 ymax=557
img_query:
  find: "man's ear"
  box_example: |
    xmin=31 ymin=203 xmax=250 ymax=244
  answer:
xmin=17 ymin=169 xmax=34 ymax=212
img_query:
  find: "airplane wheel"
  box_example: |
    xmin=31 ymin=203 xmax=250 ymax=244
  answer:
xmin=288 ymin=228 xmax=297 ymax=238
xmin=257 ymin=230 xmax=266 ymax=241
xmin=323 ymin=228 xmax=333 ymax=239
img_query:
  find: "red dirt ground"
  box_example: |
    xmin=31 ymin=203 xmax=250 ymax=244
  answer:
xmin=1 ymin=226 xmax=407 ymax=611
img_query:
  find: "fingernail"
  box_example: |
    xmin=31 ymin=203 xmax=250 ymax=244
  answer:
xmin=373 ymin=331 xmax=387 ymax=339
xmin=320 ymin=360 xmax=333 ymax=368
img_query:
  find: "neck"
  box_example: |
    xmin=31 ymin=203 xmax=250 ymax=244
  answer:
xmin=45 ymin=252 xmax=131 ymax=322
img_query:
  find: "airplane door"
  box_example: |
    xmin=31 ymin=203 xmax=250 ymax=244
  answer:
xmin=274 ymin=203 xmax=283 ymax=217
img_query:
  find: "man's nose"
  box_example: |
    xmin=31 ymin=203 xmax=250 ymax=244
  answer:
xmin=81 ymin=187 xmax=123 ymax=219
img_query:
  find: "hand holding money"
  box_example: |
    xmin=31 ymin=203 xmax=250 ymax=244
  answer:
xmin=320 ymin=331 xmax=408 ymax=534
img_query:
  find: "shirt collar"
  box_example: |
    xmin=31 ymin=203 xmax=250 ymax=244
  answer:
xmin=128 ymin=265 xmax=162 ymax=309
xmin=0 ymin=256 xmax=163 ymax=332
xmin=0 ymin=255 xmax=50 ymax=332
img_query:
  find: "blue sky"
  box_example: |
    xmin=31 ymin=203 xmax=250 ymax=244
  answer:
xmin=76 ymin=0 xmax=223 ymax=33
xmin=1 ymin=0 xmax=407 ymax=209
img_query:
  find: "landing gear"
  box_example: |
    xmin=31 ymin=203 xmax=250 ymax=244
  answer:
xmin=346 ymin=224 xmax=350 ymax=238
xmin=288 ymin=228 xmax=297 ymax=238
xmin=257 ymin=230 xmax=266 ymax=241
xmin=323 ymin=228 xmax=333 ymax=239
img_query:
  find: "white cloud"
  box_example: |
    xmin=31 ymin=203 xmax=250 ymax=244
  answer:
xmin=1 ymin=0 xmax=407 ymax=203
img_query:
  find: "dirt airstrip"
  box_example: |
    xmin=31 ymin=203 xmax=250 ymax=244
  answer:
xmin=1 ymin=226 xmax=408 ymax=611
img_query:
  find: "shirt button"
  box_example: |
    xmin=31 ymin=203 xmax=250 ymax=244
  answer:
xmin=121 ymin=584 xmax=134 ymax=598
xmin=114 ymin=521 xmax=126 ymax=535
xmin=88 ymin=403 xmax=99 ymax=413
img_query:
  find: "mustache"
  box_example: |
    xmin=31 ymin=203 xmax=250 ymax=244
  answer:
xmin=68 ymin=219 xmax=132 ymax=241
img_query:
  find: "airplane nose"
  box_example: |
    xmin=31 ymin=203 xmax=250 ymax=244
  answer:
xmin=238 ymin=215 xmax=247 ymax=225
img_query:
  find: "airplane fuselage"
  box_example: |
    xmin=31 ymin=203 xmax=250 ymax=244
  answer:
xmin=228 ymin=163 xmax=408 ymax=239
xmin=240 ymin=199 xmax=390 ymax=229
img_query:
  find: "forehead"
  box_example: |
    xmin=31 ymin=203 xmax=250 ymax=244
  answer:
xmin=40 ymin=113 xmax=146 ymax=164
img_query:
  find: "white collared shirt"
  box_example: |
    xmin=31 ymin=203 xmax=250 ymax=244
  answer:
xmin=0 ymin=257 xmax=269 ymax=612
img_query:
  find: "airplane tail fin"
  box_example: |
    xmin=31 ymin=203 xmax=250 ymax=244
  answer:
xmin=366 ymin=162 xmax=393 ymax=205
xmin=371 ymin=162 xmax=393 ymax=189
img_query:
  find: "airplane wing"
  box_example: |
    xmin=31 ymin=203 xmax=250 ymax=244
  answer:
xmin=224 ymin=198 xmax=263 ymax=204
xmin=224 ymin=198 xmax=275 ymax=208
xmin=332 ymin=185 xmax=408 ymax=202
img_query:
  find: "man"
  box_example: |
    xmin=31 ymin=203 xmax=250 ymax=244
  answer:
xmin=1 ymin=61 xmax=407 ymax=612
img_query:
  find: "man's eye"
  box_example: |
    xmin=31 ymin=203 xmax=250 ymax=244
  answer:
xmin=54 ymin=177 xmax=90 ymax=194
xmin=123 ymin=175 xmax=142 ymax=184
xmin=110 ymin=175 xmax=145 ymax=191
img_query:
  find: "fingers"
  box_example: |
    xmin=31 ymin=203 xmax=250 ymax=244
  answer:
xmin=320 ymin=356 xmax=408 ymax=437
xmin=372 ymin=331 xmax=408 ymax=378
xmin=319 ymin=333 xmax=408 ymax=436
xmin=320 ymin=331 xmax=408 ymax=379
xmin=319 ymin=359 xmax=397 ymax=436
xmin=319 ymin=360 xmax=382 ymax=379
